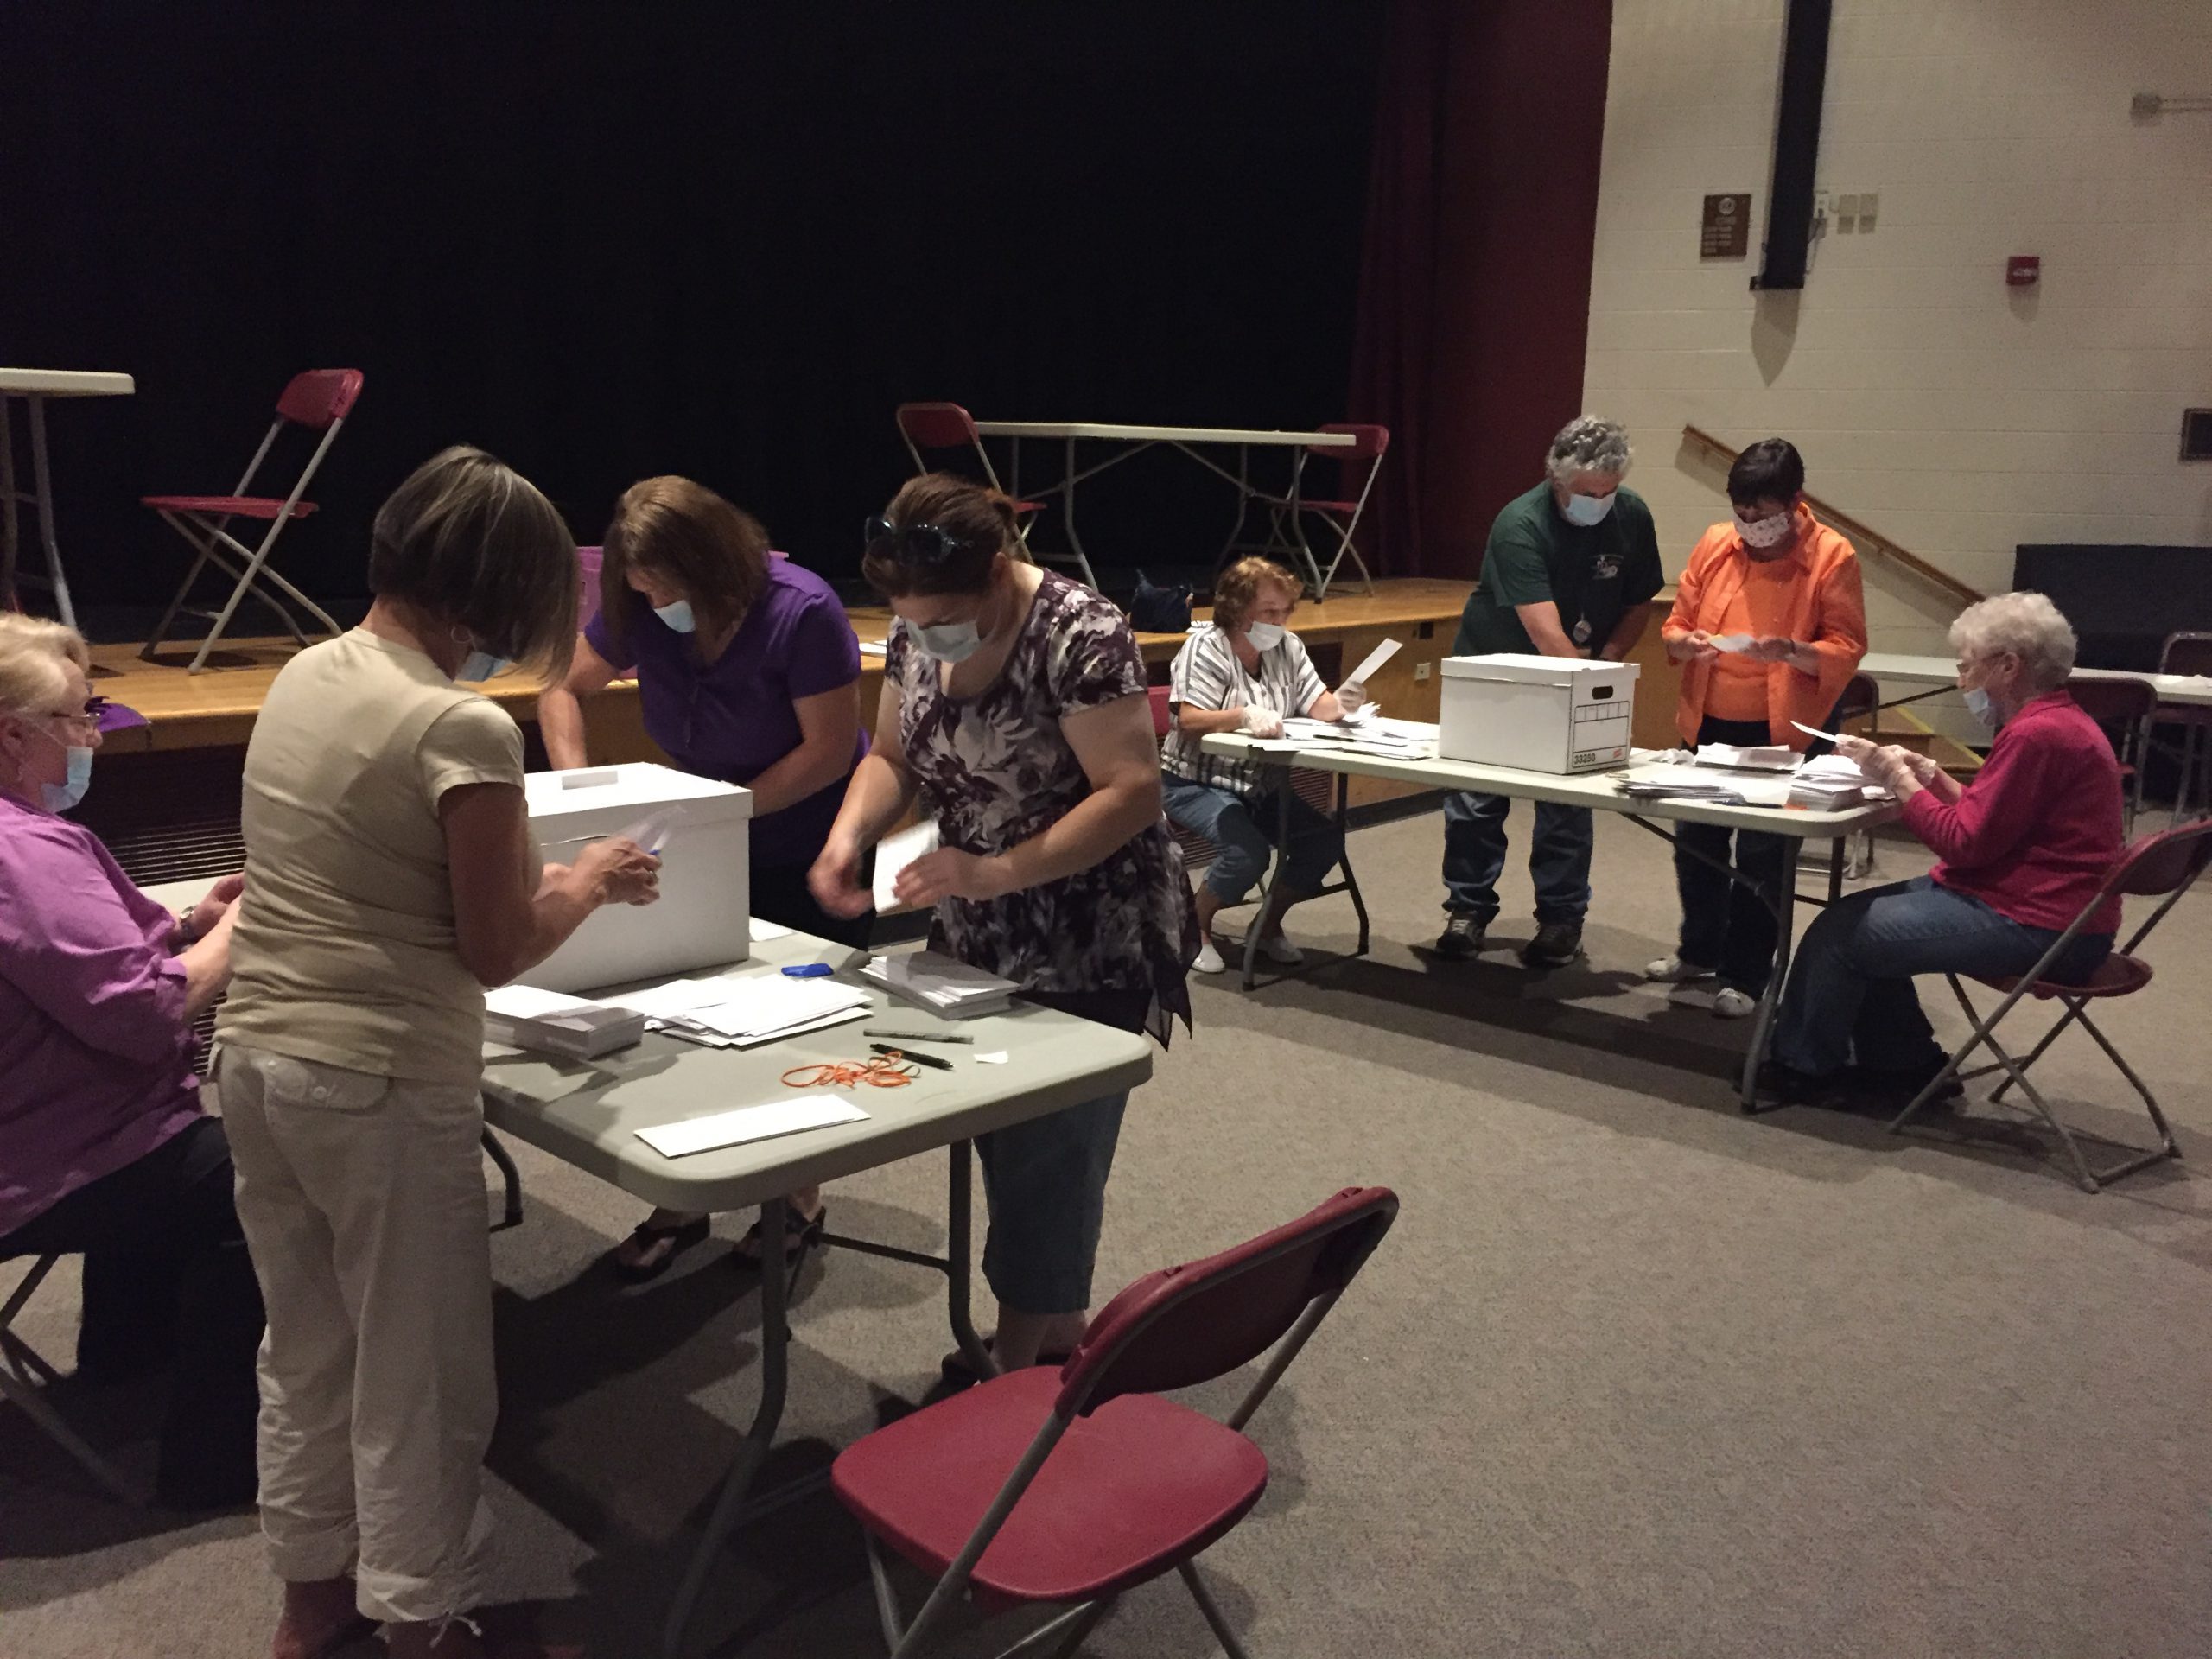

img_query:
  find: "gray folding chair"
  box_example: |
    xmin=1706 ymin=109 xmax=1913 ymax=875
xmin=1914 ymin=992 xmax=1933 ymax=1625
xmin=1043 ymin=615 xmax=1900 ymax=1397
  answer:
xmin=0 ymin=1253 xmax=143 ymax=1503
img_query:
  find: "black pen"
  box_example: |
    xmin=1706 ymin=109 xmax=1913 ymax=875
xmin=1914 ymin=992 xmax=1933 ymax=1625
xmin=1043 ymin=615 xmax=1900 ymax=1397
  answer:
xmin=872 ymin=1042 xmax=953 ymax=1071
xmin=863 ymin=1029 xmax=974 ymax=1045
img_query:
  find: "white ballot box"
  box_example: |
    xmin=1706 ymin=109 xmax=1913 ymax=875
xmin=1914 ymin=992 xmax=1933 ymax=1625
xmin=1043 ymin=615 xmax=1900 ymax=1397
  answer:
xmin=1440 ymin=654 xmax=1638 ymax=774
xmin=519 ymin=763 xmax=753 ymax=994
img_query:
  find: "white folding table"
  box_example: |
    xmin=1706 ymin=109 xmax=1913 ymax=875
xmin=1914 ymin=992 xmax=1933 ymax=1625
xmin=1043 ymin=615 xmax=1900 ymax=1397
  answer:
xmin=1856 ymin=651 xmax=2212 ymax=709
xmin=0 ymin=368 xmax=135 ymax=629
xmin=1200 ymin=729 xmax=1900 ymax=1111
xmin=969 ymin=419 xmax=1361 ymax=596
xmin=479 ymin=927 xmax=1154 ymax=1658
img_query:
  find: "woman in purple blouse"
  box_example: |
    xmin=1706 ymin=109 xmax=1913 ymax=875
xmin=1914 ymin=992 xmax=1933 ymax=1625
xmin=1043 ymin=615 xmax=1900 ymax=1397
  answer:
xmin=0 ymin=614 xmax=262 ymax=1509
xmin=537 ymin=476 xmax=868 ymax=1277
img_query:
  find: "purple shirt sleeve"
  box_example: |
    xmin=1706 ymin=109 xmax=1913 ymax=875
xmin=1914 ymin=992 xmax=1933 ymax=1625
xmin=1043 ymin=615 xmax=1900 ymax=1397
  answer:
xmin=0 ymin=819 xmax=191 ymax=1068
xmin=583 ymin=604 xmax=634 ymax=675
xmin=783 ymin=594 xmax=862 ymax=701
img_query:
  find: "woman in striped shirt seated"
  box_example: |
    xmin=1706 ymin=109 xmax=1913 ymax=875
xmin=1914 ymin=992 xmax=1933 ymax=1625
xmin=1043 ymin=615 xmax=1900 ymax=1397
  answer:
xmin=1161 ymin=556 xmax=1362 ymax=976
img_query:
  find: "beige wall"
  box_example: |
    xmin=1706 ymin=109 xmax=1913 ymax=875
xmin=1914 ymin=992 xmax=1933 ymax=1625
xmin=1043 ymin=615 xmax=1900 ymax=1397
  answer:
xmin=1582 ymin=0 xmax=2212 ymax=725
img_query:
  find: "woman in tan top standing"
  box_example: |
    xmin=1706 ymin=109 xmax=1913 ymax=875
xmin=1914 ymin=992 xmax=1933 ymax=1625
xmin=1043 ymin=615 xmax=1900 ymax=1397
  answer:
xmin=217 ymin=447 xmax=659 ymax=1659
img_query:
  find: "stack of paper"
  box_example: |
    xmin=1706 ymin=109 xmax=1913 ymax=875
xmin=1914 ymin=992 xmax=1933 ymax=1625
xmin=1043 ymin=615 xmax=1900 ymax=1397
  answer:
xmin=484 ymin=986 xmax=648 ymax=1058
xmin=1788 ymin=753 xmax=1887 ymax=809
xmin=858 ymin=950 xmax=1018 ymax=1020
xmin=1275 ymin=715 xmax=1438 ymax=760
xmin=1693 ymin=741 xmax=1799 ymax=772
xmin=600 ymin=971 xmax=873 ymax=1049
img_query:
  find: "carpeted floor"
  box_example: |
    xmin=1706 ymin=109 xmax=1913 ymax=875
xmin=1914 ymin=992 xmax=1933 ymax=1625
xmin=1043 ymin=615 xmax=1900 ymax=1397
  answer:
xmin=6 ymin=810 xmax=2210 ymax=1659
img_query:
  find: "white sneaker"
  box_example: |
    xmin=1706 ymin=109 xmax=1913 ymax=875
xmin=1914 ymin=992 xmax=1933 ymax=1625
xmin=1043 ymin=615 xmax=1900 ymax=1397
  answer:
xmin=1192 ymin=938 xmax=1226 ymax=975
xmin=1645 ymin=954 xmax=1714 ymax=983
xmin=1256 ymin=934 xmax=1305 ymax=966
xmin=1712 ymin=987 xmax=1758 ymax=1020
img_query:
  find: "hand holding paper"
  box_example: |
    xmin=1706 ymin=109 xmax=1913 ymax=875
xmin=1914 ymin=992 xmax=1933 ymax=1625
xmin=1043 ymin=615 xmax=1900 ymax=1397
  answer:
xmin=873 ymin=819 xmax=942 ymax=913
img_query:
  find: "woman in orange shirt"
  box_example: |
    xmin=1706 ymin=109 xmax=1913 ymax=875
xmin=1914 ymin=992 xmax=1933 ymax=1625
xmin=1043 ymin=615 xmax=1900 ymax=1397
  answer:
xmin=1650 ymin=439 xmax=1866 ymax=1015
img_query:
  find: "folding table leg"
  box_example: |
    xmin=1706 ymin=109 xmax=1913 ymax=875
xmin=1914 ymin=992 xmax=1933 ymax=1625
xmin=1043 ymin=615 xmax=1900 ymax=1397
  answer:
xmin=26 ymin=397 xmax=77 ymax=629
xmin=661 ymin=1194 xmax=791 ymax=1659
xmin=480 ymin=1128 xmax=523 ymax=1229
xmin=1738 ymin=837 xmax=1796 ymax=1113
xmin=944 ymin=1139 xmax=993 ymax=1379
xmin=1336 ymin=772 xmax=1370 ymax=958
xmin=0 ymin=397 xmax=17 ymax=611
xmin=1239 ymin=772 xmax=1288 ymax=991
xmin=1057 ymin=437 xmax=1101 ymax=592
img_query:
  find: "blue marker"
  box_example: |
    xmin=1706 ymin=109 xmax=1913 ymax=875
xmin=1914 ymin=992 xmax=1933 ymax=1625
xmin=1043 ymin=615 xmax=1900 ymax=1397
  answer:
xmin=781 ymin=963 xmax=835 ymax=978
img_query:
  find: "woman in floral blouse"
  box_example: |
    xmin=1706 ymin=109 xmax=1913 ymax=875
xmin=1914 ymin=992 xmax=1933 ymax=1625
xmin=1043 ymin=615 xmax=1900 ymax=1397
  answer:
xmin=810 ymin=473 xmax=1195 ymax=1370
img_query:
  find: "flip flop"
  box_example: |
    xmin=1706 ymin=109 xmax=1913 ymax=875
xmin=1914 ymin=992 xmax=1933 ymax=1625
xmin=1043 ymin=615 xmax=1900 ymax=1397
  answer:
xmin=610 ymin=1215 xmax=711 ymax=1282
xmin=731 ymin=1203 xmax=828 ymax=1267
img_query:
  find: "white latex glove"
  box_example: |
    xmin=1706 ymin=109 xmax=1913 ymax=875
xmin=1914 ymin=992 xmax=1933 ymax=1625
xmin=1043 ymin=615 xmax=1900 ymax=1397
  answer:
xmin=1335 ymin=681 xmax=1367 ymax=715
xmin=1239 ymin=704 xmax=1284 ymax=739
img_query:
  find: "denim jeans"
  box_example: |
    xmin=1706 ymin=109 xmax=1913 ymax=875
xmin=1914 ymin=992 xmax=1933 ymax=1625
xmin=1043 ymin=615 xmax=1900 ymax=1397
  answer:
xmin=1771 ymin=874 xmax=2113 ymax=1078
xmin=1161 ymin=774 xmax=1345 ymax=906
xmin=1440 ymin=791 xmax=1594 ymax=925
xmin=976 ymin=1092 xmax=1128 ymax=1314
xmin=1674 ymin=717 xmax=1793 ymax=993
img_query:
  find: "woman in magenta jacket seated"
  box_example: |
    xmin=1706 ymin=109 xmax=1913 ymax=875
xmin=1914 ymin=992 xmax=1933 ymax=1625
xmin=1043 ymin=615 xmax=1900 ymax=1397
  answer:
xmin=0 ymin=614 xmax=261 ymax=1509
xmin=1761 ymin=592 xmax=2123 ymax=1105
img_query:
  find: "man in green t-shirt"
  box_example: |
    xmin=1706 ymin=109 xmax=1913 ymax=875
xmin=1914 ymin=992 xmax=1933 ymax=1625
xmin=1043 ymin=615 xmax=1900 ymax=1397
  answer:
xmin=1436 ymin=416 xmax=1664 ymax=967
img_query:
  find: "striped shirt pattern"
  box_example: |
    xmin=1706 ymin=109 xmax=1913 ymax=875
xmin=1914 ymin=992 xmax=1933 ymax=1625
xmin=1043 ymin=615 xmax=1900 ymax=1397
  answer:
xmin=1162 ymin=624 xmax=1326 ymax=797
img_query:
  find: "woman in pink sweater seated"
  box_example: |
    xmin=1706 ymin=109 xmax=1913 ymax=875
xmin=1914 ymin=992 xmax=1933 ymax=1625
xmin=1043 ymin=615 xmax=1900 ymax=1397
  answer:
xmin=1761 ymin=592 xmax=2122 ymax=1104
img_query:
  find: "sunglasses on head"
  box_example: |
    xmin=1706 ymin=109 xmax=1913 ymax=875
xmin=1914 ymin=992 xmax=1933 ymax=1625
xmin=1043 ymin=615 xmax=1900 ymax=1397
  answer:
xmin=863 ymin=516 xmax=977 ymax=567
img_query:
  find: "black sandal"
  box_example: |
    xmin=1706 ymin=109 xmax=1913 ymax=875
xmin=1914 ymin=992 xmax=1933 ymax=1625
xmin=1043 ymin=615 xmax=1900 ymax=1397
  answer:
xmin=732 ymin=1203 xmax=828 ymax=1267
xmin=939 ymin=1335 xmax=1077 ymax=1386
xmin=611 ymin=1214 xmax=711 ymax=1282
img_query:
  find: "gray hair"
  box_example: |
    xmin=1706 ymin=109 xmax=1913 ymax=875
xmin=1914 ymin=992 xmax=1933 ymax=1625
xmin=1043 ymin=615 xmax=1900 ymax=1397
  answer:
xmin=0 ymin=613 xmax=88 ymax=720
xmin=1948 ymin=591 xmax=2076 ymax=691
xmin=1546 ymin=416 xmax=1632 ymax=482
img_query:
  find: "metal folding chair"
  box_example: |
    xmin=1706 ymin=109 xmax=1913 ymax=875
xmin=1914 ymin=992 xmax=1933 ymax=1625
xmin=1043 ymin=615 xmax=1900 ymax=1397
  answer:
xmin=2152 ymin=632 xmax=2212 ymax=826
xmin=0 ymin=1253 xmax=143 ymax=1503
xmin=1252 ymin=423 xmax=1387 ymax=600
xmin=141 ymin=368 xmax=364 ymax=672
xmin=1891 ymin=819 xmax=2212 ymax=1192
xmin=2066 ymin=675 xmax=2158 ymax=836
xmin=832 ymin=1185 xmax=1398 ymax=1659
xmin=893 ymin=402 xmax=1096 ymax=587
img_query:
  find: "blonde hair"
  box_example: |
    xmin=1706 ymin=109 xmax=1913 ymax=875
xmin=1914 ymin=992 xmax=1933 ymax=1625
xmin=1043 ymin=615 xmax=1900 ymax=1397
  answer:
xmin=1211 ymin=556 xmax=1302 ymax=633
xmin=0 ymin=613 xmax=89 ymax=719
xmin=1948 ymin=591 xmax=2076 ymax=691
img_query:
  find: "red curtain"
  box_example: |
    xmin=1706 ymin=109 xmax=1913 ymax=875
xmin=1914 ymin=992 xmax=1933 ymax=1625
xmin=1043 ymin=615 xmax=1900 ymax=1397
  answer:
xmin=1348 ymin=0 xmax=1615 ymax=580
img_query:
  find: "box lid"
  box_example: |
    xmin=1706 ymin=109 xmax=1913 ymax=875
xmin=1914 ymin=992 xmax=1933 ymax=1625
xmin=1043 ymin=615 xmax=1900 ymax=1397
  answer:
xmin=1441 ymin=653 xmax=1640 ymax=684
xmin=524 ymin=762 xmax=753 ymax=823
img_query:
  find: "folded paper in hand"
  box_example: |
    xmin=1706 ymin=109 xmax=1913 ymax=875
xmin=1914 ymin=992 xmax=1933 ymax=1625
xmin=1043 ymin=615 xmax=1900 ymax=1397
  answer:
xmin=874 ymin=819 xmax=942 ymax=913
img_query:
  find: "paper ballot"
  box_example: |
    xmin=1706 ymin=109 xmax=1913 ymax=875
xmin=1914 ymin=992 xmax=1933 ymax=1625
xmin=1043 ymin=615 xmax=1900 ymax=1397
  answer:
xmin=1707 ymin=634 xmax=1755 ymax=653
xmin=636 ymin=1095 xmax=868 ymax=1159
xmin=874 ymin=819 xmax=942 ymax=913
xmin=1344 ymin=638 xmax=1402 ymax=688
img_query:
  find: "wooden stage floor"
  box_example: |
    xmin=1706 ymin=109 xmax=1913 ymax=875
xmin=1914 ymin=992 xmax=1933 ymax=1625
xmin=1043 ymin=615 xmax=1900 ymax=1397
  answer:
xmin=88 ymin=578 xmax=1482 ymax=754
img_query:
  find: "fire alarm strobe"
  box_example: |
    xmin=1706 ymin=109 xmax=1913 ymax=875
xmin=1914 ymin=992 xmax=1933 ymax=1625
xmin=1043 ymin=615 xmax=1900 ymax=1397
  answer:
xmin=2006 ymin=255 xmax=2040 ymax=287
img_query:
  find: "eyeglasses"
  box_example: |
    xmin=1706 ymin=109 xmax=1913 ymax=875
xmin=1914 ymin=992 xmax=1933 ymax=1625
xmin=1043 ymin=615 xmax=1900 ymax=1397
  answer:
xmin=34 ymin=696 xmax=106 ymax=728
xmin=863 ymin=515 xmax=974 ymax=567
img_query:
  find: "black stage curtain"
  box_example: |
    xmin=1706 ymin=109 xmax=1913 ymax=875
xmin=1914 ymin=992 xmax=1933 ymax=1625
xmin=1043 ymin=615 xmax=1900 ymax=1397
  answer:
xmin=1 ymin=3 xmax=1382 ymax=626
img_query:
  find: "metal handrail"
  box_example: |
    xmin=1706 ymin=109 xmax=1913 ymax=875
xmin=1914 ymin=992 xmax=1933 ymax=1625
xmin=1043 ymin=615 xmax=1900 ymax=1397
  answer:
xmin=1681 ymin=424 xmax=1985 ymax=608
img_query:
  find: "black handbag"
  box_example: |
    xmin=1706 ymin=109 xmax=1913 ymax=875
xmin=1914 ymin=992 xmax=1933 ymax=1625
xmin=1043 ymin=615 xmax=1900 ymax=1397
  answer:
xmin=1129 ymin=569 xmax=1192 ymax=633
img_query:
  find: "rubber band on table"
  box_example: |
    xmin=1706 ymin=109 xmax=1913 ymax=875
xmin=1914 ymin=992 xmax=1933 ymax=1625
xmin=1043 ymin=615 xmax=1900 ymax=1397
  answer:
xmin=782 ymin=1052 xmax=918 ymax=1090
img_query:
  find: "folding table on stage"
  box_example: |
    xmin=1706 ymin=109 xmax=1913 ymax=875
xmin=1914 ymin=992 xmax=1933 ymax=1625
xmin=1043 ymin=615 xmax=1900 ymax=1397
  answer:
xmin=969 ymin=420 xmax=1362 ymax=597
xmin=0 ymin=367 xmax=136 ymax=629
xmin=1199 ymin=728 xmax=1900 ymax=1112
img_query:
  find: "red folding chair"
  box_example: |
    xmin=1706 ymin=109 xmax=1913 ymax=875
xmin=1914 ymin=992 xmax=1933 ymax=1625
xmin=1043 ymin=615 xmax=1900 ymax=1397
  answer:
xmin=2152 ymin=632 xmax=2212 ymax=826
xmin=1268 ymin=423 xmax=1387 ymax=600
xmin=893 ymin=402 xmax=1095 ymax=588
xmin=2066 ymin=676 xmax=2157 ymax=836
xmin=1891 ymin=819 xmax=2212 ymax=1192
xmin=832 ymin=1185 xmax=1398 ymax=1659
xmin=141 ymin=368 xmax=364 ymax=672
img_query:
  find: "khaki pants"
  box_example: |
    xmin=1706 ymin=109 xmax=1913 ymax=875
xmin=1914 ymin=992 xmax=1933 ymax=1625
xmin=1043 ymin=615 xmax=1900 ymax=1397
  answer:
xmin=218 ymin=1045 xmax=496 ymax=1627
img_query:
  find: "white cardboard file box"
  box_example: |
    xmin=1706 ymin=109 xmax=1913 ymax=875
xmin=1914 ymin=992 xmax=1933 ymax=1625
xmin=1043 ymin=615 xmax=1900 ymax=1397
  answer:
xmin=519 ymin=763 xmax=753 ymax=994
xmin=1440 ymin=654 xmax=1639 ymax=774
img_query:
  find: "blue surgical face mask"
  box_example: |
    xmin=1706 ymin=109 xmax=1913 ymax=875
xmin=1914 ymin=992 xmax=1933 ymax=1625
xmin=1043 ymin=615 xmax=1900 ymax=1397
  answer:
xmin=1245 ymin=621 xmax=1287 ymax=652
xmin=454 ymin=650 xmax=512 ymax=683
xmin=907 ymin=619 xmax=984 ymax=664
xmin=24 ymin=721 xmax=92 ymax=813
xmin=1962 ymin=685 xmax=1998 ymax=731
xmin=653 ymin=599 xmax=696 ymax=634
xmin=1560 ymin=491 xmax=1615 ymax=527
